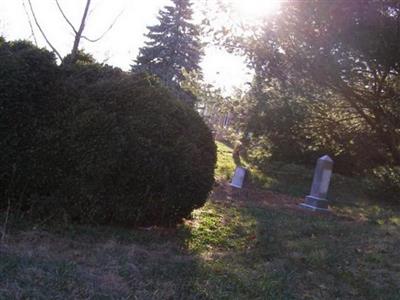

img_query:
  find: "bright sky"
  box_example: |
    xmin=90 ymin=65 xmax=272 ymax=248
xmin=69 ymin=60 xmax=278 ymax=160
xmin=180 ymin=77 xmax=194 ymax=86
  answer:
xmin=0 ymin=0 xmax=280 ymax=94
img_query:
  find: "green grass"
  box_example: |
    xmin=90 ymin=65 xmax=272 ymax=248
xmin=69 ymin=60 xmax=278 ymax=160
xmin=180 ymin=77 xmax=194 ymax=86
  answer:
xmin=214 ymin=141 xmax=398 ymax=220
xmin=0 ymin=141 xmax=399 ymax=299
xmin=215 ymin=141 xmax=237 ymax=181
xmin=243 ymin=158 xmax=367 ymax=202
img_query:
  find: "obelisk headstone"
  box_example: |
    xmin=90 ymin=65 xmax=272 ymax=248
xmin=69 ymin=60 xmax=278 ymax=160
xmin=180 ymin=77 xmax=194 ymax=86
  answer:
xmin=300 ymin=155 xmax=333 ymax=212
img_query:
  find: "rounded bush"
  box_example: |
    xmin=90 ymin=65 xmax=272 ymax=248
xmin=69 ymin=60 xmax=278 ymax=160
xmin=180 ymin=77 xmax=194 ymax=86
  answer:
xmin=56 ymin=74 xmax=216 ymax=225
xmin=0 ymin=39 xmax=216 ymax=226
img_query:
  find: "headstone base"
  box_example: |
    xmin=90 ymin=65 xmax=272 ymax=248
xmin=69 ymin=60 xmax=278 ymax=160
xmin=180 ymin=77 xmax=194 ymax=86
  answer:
xmin=299 ymin=195 xmax=330 ymax=212
xmin=230 ymin=183 xmax=243 ymax=188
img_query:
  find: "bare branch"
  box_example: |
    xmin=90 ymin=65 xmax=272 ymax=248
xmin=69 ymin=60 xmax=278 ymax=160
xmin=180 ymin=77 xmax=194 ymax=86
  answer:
xmin=27 ymin=0 xmax=63 ymax=61
xmin=54 ymin=0 xmax=77 ymax=34
xmin=81 ymin=9 xmax=124 ymax=43
xmin=69 ymin=0 xmax=91 ymax=64
xmin=22 ymin=0 xmax=38 ymax=46
xmin=27 ymin=0 xmax=122 ymax=65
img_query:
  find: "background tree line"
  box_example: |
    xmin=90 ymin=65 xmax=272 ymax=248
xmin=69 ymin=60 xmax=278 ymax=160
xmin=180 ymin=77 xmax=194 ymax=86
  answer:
xmin=189 ymin=0 xmax=399 ymax=201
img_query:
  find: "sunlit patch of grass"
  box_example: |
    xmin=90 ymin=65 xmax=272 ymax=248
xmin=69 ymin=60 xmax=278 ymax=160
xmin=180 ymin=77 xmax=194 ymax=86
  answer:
xmin=215 ymin=141 xmax=280 ymax=189
xmin=182 ymin=194 xmax=399 ymax=299
xmin=215 ymin=141 xmax=236 ymax=181
xmin=186 ymin=202 xmax=257 ymax=253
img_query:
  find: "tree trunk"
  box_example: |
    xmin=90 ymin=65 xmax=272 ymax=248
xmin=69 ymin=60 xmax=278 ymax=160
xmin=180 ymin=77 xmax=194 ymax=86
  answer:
xmin=68 ymin=0 xmax=91 ymax=64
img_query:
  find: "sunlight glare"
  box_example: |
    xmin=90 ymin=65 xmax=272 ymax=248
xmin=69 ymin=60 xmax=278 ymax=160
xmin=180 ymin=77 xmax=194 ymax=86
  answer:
xmin=231 ymin=0 xmax=281 ymax=19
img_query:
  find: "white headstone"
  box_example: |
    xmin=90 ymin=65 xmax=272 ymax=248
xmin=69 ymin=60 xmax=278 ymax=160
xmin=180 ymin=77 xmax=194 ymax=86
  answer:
xmin=300 ymin=155 xmax=333 ymax=212
xmin=230 ymin=166 xmax=246 ymax=188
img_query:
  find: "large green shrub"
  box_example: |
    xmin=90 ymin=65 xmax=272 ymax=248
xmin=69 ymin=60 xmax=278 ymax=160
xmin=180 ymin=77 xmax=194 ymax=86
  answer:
xmin=54 ymin=73 xmax=216 ymax=225
xmin=0 ymin=39 xmax=216 ymax=226
xmin=0 ymin=40 xmax=60 ymax=203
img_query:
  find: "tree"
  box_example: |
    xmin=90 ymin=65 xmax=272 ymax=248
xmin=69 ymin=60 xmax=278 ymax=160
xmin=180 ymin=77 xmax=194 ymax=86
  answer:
xmin=224 ymin=0 xmax=400 ymax=172
xmin=132 ymin=0 xmax=203 ymax=104
xmin=26 ymin=0 xmax=122 ymax=64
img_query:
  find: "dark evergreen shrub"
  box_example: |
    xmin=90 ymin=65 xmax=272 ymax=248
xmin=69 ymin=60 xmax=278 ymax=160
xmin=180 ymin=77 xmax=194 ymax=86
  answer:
xmin=55 ymin=73 xmax=216 ymax=225
xmin=0 ymin=40 xmax=60 ymax=205
xmin=0 ymin=39 xmax=216 ymax=226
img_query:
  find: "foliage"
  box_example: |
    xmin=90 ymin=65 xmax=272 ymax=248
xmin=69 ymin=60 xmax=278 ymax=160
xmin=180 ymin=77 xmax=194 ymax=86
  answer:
xmin=215 ymin=141 xmax=373 ymax=204
xmin=0 ymin=39 xmax=216 ymax=226
xmin=366 ymin=166 xmax=400 ymax=203
xmin=0 ymin=40 xmax=60 ymax=202
xmin=132 ymin=0 xmax=203 ymax=105
xmin=217 ymin=0 xmax=400 ymax=182
xmin=54 ymin=73 xmax=216 ymax=226
xmin=245 ymin=80 xmax=316 ymax=165
xmin=182 ymin=70 xmax=254 ymax=143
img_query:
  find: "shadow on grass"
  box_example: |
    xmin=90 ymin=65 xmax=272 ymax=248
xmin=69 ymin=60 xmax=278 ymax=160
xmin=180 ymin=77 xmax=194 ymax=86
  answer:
xmin=0 ymin=220 xmax=205 ymax=299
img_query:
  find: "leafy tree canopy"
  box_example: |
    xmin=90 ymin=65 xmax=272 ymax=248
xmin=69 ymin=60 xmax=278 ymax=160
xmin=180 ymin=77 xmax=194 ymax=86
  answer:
xmin=222 ymin=0 xmax=400 ymax=172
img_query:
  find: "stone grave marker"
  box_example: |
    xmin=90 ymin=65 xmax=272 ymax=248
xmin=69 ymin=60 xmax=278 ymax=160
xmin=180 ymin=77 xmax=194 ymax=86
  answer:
xmin=230 ymin=166 xmax=246 ymax=188
xmin=300 ymin=155 xmax=333 ymax=212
